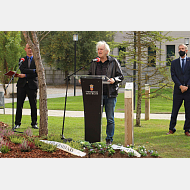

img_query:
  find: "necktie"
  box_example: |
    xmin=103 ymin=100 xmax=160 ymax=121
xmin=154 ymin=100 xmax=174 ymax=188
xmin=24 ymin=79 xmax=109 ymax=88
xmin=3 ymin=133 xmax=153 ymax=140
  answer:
xmin=182 ymin=59 xmax=185 ymax=73
xmin=28 ymin=57 xmax=31 ymax=68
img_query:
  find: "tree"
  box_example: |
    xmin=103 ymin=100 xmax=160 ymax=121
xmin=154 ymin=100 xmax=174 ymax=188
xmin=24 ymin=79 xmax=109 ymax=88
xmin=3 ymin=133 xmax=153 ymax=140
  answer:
xmin=0 ymin=31 xmax=25 ymax=95
xmin=40 ymin=31 xmax=114 ymax=81
xmin=22 ymin=31 xmax=49 ymax=137
xmin=112 ymin=31 xmax=177 ymax=127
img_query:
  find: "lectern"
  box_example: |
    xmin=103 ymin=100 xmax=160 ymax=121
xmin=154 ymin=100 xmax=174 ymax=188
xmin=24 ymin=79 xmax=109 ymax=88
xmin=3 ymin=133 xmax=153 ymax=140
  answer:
xmin=75 ymin=75 xmax=109 ymax=143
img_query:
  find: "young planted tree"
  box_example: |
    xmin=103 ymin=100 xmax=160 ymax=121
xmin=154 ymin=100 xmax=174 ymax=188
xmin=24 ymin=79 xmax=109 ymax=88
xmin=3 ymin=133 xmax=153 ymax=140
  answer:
xmin=114 ymin=31 xmax=177 ymax=127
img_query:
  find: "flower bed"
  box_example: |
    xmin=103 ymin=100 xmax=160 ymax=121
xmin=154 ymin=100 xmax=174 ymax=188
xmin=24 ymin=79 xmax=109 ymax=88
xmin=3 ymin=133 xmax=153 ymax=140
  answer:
xmin=0 ymin=121 xmax=160 ymax=158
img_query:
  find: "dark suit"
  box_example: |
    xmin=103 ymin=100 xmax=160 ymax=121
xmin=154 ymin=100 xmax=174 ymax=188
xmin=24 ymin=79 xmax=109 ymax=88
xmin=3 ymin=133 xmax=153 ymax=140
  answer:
xmin=15 ymin=56 xmax=38 ymax=126
xmin=169 ymin=56 xmax=190 ymax=132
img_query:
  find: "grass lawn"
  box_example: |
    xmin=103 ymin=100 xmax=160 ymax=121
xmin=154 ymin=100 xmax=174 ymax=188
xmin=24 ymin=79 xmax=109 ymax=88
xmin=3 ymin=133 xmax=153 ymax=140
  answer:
xmin=5 ymin=88 xmax=185 ymax=113
xmin=1 ymin=114 xmax=189 ymax=158
xmin=2 ymin=87 xmax=188 ymax=158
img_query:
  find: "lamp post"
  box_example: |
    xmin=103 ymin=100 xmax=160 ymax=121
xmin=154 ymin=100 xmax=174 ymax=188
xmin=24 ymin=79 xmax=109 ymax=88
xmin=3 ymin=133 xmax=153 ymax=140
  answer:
xmin=73 ymin=34 xmax=78 ymax=96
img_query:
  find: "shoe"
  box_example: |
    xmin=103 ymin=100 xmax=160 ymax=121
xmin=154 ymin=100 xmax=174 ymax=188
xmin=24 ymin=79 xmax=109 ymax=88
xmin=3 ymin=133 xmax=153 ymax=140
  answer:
xmin=106 ymin=140 xmax=112 ymax=146
xmin=185 ymin=131 xmax=190 ymax=136
xmin=12 ymin=125 xmax=20 ymax=131
xmin=166 ymin=130 xmax=174 ymax=135
xmin=32 ymin=125 xmax=38 ymax=129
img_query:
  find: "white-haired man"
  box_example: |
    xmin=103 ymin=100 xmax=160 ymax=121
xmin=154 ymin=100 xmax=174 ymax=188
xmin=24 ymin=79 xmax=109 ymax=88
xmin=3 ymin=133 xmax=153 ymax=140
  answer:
xmin=88 ymin=41 xmax=124 ymax=145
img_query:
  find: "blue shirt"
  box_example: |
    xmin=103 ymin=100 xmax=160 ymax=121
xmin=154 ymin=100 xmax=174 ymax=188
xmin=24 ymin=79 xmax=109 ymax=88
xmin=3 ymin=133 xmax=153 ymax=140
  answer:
xmin=26 ymin=55 xmax=33 ymax=61
xmin=25 ymin=55 xmax=35 ymax=77
xmin=180 ymin=56 xmax=187 ymax=68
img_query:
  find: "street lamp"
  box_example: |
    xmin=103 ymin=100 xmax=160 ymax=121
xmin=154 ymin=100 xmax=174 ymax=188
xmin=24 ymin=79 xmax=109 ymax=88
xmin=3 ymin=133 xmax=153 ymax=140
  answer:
xmin=184 ymin=38 xmax=189 ymax=46
xmin=73 ymin=34 xmax=78 ymax=96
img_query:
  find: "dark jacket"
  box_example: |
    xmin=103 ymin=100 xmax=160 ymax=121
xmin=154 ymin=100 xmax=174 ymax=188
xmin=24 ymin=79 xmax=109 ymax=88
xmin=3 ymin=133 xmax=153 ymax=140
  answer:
xmin=171 ymin=57 xmax=190 ymax=94
xmin=88 ymin=56 xmax=124 ymax=97
xmin=17 ymin=56 xmax=38 ymax=89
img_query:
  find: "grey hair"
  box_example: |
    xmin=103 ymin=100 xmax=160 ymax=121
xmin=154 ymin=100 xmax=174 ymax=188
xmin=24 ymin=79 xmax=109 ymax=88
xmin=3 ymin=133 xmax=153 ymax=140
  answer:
xmin=96 ymin=41 xmax=110 ymax=55
xmin=178 ymin=44 xmax=188 ymax=50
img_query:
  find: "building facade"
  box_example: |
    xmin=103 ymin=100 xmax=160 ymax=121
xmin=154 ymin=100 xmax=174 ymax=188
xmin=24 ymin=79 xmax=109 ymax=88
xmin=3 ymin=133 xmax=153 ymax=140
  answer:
xmin=113 ymin=31 xmax=190 ymax=66
xmin=44 ymin=31 xmax=190 ymax=85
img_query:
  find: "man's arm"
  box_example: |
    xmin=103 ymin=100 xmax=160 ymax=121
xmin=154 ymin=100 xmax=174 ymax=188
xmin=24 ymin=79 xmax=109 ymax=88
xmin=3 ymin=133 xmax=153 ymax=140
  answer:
xmin=171 ymin=59 xmax=188 ymax=93
xmin=171 ymin=60 xmax=182 ymax=87
xmin=112 ymin=58 xmax=124 ymax=84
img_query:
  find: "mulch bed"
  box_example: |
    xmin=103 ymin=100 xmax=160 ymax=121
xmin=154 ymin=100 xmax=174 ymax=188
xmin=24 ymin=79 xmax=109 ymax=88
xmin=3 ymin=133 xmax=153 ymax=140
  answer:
xmin=0 ymin=121 xmax=159 ymax=158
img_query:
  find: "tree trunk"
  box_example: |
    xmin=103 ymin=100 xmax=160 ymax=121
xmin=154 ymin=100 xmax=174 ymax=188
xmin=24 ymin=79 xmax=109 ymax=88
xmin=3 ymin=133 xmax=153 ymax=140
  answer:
xmin=33 ymin=44 xmax=48 ymax=137
xmin=22 ymin=31 xmax=48 ymax=137
xmin=136 ymin=31 xmax=142 ymax=127
xmin=65 ymin=70 xmax=70 ymax=84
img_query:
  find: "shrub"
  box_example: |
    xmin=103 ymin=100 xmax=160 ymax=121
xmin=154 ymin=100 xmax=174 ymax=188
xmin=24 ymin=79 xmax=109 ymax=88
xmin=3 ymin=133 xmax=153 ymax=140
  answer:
xmin=148 ymin=150 xmax=159 ymax=157
xmin=137 ymin=145 xmax=147 ymax=157
xmin=88 ymin=148 xmax=96 ymax=155
xmin=99 ymin=148 xmax=106 ymax=155
xmin=19 ymin=140 xmax=35 ymax=152
xmin=23 ymin=127 xmax=33 ymax=137
xmin=108 ymin=148 xmax=115 ymax=156
xmin=120 ymin=149 xmax=125 ymax=155
xmin=39 ymin=143 xmax=57 ymax=153
xmin=9 ymin=136 xmax=24 ymax=144
xmin=0 ymin=142 xmax=11 ymax=153
xmin=66 ymin=141 xmax=83 ymax=150
xmin=128 ymin=150 xmax=135 ymax=157
xmin=0 ymin=126 xmax=14 ymax=138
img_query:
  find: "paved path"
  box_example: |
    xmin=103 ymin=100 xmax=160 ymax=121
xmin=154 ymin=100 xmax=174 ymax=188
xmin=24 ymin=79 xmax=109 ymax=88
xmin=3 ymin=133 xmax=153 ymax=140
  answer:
xmin=0 ymin=108 xmax=185 ymax=120
xmin=0 ymin=85 xmax=185 ymax=120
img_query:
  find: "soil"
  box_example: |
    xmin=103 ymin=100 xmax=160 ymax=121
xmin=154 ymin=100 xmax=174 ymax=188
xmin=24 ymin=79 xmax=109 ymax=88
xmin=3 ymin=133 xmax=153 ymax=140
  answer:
xmin=0 ymin=122 xmax=159 ymax=158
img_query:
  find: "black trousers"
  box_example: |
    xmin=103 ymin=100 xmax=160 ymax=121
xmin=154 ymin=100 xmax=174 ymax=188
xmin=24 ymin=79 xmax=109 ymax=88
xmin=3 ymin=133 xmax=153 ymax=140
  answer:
xmin=169 ymin=92 xmax=190 ymax=132
xmin=15 ymin=83 xmax=37 ymax=126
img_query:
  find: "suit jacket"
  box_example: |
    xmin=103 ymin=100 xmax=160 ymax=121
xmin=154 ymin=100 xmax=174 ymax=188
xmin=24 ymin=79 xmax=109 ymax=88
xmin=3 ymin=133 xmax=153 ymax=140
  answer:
xmin=17 ymin=56 xmax=38 ymax=89
xmin=171 ymin=57 xmax=190 ymax=94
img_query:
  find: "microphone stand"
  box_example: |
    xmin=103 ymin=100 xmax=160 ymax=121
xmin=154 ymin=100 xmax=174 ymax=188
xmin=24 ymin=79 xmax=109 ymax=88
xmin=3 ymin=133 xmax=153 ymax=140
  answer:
xmin=5 ymin=61 xmax=23 ymax=133
xmin=61 ymin=60 xmax=93 ymax=143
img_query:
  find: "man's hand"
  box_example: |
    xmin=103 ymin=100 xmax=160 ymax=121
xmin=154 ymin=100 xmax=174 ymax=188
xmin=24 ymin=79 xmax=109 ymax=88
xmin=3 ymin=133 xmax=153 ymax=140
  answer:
xmin=18 ymin=74 xmax=26 ymax=78
xmin=108 ymin=78 xmax=115 ymax=84
xmin=180 ymin=85 xmax=188 ymax=93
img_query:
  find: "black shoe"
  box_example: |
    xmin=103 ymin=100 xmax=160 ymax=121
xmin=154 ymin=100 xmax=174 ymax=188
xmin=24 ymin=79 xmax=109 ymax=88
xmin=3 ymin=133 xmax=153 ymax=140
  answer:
xmin=106 ymin=140 xmax=112 ymax=146
xmin=12 ymin=125 xmax=20 ymax=131
xmin=32 ymin=125 xmax=38 ymax=129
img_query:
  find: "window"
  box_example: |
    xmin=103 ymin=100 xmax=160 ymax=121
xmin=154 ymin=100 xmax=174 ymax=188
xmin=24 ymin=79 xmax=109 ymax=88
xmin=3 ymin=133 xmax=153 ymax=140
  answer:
xmin=148 ymin=46 xmax=156 ymax=67
xmin=118 ymin=46 xmax=126 ymax=66
xmin=166 ymin=45 xmax=175 ymax=66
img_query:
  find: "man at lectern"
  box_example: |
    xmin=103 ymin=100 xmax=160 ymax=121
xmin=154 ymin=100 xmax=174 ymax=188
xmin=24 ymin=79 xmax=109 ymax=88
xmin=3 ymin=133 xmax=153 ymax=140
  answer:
xmin=88 ymin=41 xmax=124 ymax=145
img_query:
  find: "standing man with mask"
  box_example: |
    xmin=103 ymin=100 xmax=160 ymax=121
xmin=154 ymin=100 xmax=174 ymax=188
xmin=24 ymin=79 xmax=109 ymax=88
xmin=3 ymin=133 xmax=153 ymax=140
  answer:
xmin=13 ymin=44 xmax=38 ymax=131
xmin=88 ymin=41 xmax=124 ymax=145
xmin=167 ymin=44 xmax=190 ymax=136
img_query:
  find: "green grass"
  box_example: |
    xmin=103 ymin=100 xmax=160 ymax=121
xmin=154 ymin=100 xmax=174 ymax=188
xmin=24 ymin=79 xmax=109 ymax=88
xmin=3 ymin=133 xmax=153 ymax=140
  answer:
xmin=5 ymin=88 xmax=185 ymax=113
xmin=2 ymin=87 xmax=188 ymax=158
xmin=1 ymin=114 xmax=189 ymax=158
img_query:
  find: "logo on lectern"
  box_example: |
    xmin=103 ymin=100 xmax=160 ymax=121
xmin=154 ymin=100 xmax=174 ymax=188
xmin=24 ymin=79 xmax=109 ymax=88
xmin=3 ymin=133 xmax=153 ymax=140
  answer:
xmin=90 ymin=84 xmax=94 ymax=91
xmin=85 ymin=84 xmax=98 ymax=95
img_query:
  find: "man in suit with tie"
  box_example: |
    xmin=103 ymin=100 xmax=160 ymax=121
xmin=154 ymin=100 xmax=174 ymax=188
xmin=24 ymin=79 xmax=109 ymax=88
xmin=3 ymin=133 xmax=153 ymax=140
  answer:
xmin=13 ymin=44 xmax=39 ymax=131
xmin=167 ymin=44 xmax=190 ymax=136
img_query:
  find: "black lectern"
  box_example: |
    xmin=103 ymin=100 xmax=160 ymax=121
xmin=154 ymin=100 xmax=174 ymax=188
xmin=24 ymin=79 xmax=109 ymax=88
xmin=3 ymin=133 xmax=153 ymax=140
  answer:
xmin=75 ymin=75 xmax=109 ymax=143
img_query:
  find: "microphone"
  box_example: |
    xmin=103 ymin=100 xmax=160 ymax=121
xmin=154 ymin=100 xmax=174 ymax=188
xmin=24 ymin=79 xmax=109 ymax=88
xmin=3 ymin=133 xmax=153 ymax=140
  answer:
xmin=19 ymin=58 xmax=25 ymax=66
xmin=92 ymin=58 xmax=100 ymax=62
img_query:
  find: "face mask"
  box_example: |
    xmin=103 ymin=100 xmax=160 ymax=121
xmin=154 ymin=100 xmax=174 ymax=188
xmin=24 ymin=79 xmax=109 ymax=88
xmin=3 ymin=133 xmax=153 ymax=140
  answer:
xmin=179 ymin=50 xmax=186 ymax=57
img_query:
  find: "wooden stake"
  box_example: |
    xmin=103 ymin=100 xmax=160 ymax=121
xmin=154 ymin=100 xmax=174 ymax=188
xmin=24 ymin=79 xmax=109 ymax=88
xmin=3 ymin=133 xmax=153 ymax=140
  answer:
xmin=145 ymin=84 xmax=150 ymax=120
xmin=124 ymin=83 xmax=134 ymax=146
